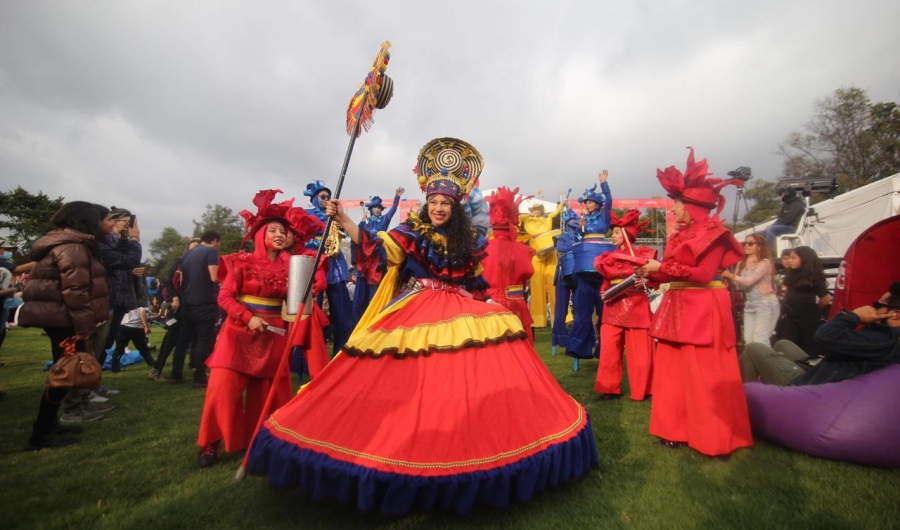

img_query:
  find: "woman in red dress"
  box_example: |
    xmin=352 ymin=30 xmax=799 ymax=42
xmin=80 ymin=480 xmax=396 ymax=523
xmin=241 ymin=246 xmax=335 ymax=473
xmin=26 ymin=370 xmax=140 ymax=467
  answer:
xmin=196 ymin=190 xmax=320 ymax=467
xmin=594 ymin=210 xmax=657 ymax=400
xmin=482 ymin=187 xmax=536 ymax=346
xmin=639 ymin=149 xmax=753 ymax=458
xmin=247 ymin=138 xmax=597 ymax=515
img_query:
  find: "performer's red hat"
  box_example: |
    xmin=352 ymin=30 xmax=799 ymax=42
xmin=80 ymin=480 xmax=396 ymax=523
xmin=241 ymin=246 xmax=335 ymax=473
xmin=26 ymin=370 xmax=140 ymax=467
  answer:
xmin=486 ymin=187 xmax=522 ymax=233
xmin=609 ymin=209 xmax=650 ymax=242
xmin=238 ymin=189 xmax=294 ymax=246
xmin=656 ymin=147 xmax=741 ymax=216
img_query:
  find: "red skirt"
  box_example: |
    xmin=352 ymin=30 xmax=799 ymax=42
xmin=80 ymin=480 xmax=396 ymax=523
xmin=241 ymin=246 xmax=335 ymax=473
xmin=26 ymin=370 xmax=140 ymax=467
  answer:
xmin=248 ymin=288 xmax=598 ymax=515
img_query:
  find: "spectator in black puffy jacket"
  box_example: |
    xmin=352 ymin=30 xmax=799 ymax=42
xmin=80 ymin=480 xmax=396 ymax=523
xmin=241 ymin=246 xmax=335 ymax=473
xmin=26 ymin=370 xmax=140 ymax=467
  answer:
xmin=762 ymin=189 xmax=806 ymax=250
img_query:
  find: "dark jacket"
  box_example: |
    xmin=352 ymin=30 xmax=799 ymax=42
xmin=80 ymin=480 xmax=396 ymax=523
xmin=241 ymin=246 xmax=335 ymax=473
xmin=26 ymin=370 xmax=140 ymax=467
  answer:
xmin=773 ymin=194 xmax=806 ymax=228
xmin=19 ymin=229 xmax=110 ymax=334
xmin=97 ymin=234 xmax=142 ymax=310
xmin=791 ymin=311 xmax=900 ymax=385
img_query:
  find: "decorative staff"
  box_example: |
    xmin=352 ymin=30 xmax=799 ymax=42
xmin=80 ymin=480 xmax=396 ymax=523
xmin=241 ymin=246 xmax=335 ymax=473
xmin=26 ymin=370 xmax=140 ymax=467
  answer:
xmin=236 ymin=41 xmax=395 ymax=480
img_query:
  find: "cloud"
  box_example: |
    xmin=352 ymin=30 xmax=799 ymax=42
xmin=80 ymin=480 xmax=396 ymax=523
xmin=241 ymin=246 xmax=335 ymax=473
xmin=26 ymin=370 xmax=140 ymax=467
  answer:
xmin=1 ymin=0 xmax=898 ymax=248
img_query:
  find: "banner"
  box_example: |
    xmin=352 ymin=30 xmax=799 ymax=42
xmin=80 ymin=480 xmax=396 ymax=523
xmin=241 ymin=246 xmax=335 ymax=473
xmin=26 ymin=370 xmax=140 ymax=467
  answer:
xmin=566 ymin=198 xmax=675 ymax=236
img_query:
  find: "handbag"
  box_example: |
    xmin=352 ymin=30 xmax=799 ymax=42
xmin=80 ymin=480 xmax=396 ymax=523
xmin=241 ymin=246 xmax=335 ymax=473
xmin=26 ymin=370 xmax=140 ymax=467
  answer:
xmin=46 ymin=337 xmax=102 ymax=390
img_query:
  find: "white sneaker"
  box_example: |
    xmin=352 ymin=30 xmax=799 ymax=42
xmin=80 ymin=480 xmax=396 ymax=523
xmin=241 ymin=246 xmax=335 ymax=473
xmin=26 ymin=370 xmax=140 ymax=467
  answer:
xmin=90 ymin=394 xmax=110 ymax=404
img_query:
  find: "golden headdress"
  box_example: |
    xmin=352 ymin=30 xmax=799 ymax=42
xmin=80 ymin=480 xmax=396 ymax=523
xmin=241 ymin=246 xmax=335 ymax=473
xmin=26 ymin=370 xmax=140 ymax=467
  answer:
xmin=414 ymin=137 xmax=484 ymax=201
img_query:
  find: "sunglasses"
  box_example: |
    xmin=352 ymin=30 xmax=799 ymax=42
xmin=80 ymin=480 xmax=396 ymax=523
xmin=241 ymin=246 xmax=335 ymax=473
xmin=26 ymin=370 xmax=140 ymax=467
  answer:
xmin=742 ymin=241 xmax=758 ymax=247
xmin=873 ymin=301 xmax=900 ymax=311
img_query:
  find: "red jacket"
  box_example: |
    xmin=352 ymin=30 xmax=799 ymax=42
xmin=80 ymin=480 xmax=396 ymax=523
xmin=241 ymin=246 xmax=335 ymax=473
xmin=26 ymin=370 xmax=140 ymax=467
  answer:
xmin=649 ymin=220 xmax=742 ymax=346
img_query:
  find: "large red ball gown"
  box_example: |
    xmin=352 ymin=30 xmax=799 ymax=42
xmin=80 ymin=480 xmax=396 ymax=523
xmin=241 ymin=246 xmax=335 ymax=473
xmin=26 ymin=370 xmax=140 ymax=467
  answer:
xmin=248 ymin=215 xmax=598 ymax=515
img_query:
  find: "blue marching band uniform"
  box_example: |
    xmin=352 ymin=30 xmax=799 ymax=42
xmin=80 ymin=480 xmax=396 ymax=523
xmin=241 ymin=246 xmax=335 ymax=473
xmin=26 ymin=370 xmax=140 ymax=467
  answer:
xmin=565 ymin=181 xmax=616 ymax=364
xmin=352 ymin=191 xmax=402 ymax=319
xmin=304 ymin=180 xmax=357 ymax=356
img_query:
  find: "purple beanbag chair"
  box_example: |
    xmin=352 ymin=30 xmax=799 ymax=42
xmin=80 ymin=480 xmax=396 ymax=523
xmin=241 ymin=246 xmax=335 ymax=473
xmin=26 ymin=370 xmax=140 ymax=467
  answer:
xmin=744 ymin=364 xmax=900 ymax=468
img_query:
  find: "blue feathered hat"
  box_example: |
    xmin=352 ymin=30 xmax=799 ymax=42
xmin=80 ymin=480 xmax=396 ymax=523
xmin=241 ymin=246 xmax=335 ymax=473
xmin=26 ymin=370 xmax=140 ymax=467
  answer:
xmin=580 ymin=184 xmax=605 ymax=206
xmin=365 ymin=196 xmax=384 ymax=211
xmin=304 ymin=180 xmax=332 ymax=208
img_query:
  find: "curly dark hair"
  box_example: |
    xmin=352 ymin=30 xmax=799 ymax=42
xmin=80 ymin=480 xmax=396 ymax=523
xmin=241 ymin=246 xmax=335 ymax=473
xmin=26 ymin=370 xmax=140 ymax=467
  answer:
xmin=784 ymin=246 xmax=826 ymax=291
xmin=418 ymin=198 xmax=477 ymax=263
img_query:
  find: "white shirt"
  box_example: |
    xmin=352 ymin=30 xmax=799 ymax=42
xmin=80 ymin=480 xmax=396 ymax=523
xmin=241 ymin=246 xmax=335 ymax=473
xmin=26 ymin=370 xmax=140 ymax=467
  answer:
xmin=120 ymin=307 xmax=149 ymax=329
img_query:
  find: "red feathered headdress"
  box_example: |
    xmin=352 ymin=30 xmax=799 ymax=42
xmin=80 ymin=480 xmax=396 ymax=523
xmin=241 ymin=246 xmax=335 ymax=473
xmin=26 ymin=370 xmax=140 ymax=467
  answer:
xmin=238 ymin=189 xmax=294 ymax=246
xmin=656 ymin=147 xmax=741 ymax=215
xmin=284 ymin=207 xmax=324 ymax=245
xmin=609 ymin=209 xmax=651 ymax=242
xmin=486 ymin=187 xmax=522 ymax=233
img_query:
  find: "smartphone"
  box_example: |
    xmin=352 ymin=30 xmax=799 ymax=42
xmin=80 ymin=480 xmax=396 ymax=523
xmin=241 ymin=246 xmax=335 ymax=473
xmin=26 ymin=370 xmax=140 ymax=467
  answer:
xmin=128 ymin=215 xmax=136 ymax=228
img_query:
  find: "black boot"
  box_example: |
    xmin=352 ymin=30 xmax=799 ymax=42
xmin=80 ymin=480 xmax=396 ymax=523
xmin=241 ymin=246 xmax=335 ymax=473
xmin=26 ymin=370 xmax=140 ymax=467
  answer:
xmin=28 ymin=422 xmax=78 ymax=450
xmin=111 ymin=355 xmax=122 ymax=373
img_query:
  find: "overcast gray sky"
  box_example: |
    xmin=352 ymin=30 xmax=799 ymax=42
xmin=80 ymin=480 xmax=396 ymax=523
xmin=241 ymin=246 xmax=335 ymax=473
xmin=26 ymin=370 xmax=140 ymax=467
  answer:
xmin=1 ymin=0 xmax=898 ymax=247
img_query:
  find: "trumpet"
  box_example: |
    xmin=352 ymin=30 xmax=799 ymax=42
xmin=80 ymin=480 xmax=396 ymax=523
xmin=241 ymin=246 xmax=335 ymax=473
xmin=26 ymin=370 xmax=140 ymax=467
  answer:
xmin=322 ymin=218 xmax=344 ymax=258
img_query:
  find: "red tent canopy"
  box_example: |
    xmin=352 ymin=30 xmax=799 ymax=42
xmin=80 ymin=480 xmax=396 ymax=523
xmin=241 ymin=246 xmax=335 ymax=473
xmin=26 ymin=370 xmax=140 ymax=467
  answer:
xmin=829 ymin=215 xmax=900 ymax=317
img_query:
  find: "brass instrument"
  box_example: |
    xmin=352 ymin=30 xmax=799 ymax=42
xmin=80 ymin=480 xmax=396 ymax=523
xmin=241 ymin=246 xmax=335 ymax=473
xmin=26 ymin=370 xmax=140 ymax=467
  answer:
xmin=322 ymin=220 xmax=344 ymax=258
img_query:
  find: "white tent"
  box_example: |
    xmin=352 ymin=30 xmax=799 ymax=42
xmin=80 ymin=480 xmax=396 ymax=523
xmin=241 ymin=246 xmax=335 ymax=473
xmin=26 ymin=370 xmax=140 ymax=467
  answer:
xmin=737 ymin=173 xmax=900 ymax=260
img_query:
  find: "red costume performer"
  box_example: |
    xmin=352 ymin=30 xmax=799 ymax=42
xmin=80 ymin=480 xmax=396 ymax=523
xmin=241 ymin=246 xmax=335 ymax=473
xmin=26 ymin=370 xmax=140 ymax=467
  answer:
xmin=640 ymin=149 xmax=753 ymax=458
xmin=594 ymin=210 xmax=657 ymax=400
xmin=483 ymin=187 xmax=536 ymax=345
xmin=197 ymin=190 xmax=322 ymax=466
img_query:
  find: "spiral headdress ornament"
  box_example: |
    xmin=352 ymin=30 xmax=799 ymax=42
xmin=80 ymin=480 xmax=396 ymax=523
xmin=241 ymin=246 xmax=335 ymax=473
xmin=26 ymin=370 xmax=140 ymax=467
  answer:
xmin=415 ymin=137 xmax=484 ymax=201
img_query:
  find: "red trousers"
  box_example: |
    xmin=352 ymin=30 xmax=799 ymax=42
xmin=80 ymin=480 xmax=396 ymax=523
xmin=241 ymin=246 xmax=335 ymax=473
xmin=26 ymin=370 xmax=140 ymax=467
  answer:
xmin=648 ymin=309 xmax=753 ymax=456
xmin=594 ymin=324 xmax=654 ymax=400
xmin=197 ymin=367 xmax=293 ymax=452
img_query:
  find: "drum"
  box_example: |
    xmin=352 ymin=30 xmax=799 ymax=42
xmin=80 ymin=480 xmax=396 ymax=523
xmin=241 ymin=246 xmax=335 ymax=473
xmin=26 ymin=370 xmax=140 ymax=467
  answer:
xmin=530 ymin=229 xmax=562 ymax=256
xmin=572 ymin=234 xmax=616 ymax=280
xmin=559 ymin=250 xmax=575 ymax=280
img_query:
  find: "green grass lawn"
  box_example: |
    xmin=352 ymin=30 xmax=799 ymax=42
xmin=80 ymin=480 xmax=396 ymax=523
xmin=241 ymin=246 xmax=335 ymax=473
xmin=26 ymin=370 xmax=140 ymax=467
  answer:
xmin=1 ymin=326 xmax=897 ymax=530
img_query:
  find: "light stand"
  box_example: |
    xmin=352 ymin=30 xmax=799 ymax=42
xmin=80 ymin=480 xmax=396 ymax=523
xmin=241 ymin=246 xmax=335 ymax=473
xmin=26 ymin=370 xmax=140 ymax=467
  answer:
xmin=726 ymin=166 xmax=755 ymax=347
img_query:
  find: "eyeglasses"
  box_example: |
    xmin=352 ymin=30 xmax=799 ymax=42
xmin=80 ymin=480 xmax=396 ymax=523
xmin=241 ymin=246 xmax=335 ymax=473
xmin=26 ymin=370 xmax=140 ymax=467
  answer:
xmin=873 ymin=301 xmax=900 ymax=311
xmin=742 ymin=241 xmax=757 ymax=247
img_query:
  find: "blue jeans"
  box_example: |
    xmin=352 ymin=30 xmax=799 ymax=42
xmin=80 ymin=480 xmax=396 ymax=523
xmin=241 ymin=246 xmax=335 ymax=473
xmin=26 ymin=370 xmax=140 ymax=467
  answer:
xmin=762 ymin=225 xmax=796 ymax=251
xmin=742 ymin=295 xmax=780 ymax=344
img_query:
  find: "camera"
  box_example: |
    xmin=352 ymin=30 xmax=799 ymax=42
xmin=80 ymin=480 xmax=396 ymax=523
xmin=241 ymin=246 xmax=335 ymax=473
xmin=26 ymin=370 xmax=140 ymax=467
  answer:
xmin=727 ymin=166 xmax=752 ymax=182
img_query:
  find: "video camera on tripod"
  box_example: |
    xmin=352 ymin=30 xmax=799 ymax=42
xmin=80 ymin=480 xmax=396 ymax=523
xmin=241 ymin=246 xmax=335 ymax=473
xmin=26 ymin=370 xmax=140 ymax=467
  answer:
xmin=727 ymin=166 xmax=753 ymax=183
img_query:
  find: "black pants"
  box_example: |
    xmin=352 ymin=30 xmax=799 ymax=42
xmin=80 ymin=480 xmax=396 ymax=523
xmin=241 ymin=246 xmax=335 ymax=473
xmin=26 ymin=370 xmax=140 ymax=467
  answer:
xmin=170 ymin=303 xmax=218 ymax=383
xmin=112 ymin=326 xmax=154 ymax=369
xmin=102 ymin=306 xmax=129 ymax=352
xmin=34 ymin=328 xmax=79 ymax=434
